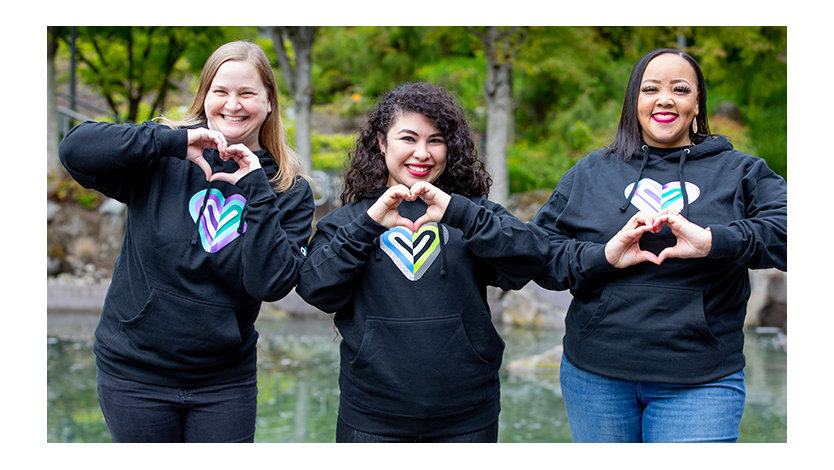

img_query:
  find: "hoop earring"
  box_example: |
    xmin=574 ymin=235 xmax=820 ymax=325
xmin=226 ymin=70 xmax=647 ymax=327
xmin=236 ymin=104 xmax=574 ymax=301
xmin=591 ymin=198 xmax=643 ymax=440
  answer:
xmin=691 ymin=117 xmax=698 ymax=134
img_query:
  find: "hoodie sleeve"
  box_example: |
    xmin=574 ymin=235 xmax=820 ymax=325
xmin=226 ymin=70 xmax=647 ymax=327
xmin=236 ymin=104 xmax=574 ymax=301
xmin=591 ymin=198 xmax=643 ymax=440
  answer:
xmin=296 ymin=209 xmax=388 ymax=313
xmin=234 ymin=172 xmax=315 ymax=302
xmin=707 ymin=157 xmax=787 ymax=270
xmin=532 ymin=171 xmax=619 ymax=292
xmin=440 ymin=194 xmax=550 ymax=290
xmin=58 ymin=120 xmax=187 ymax=204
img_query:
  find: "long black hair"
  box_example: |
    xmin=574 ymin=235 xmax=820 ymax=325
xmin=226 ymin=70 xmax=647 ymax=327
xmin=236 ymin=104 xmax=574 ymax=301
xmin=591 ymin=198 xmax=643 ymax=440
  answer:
xmin=605 ymin=48 xmax=711 ymax=161
xmin=341 ymin=82 xmax=492 ymax=205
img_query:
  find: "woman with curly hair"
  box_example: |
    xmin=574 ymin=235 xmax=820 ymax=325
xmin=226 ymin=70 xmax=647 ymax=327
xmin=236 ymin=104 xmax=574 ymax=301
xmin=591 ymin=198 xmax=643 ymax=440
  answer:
xmin=297 ymin=82 xmax=549 ymax=442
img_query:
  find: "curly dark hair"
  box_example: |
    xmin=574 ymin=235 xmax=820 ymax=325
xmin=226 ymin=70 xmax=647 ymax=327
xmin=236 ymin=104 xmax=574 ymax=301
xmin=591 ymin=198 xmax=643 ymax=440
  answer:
xmin=341 ymin=82 xmax=492 ymax=205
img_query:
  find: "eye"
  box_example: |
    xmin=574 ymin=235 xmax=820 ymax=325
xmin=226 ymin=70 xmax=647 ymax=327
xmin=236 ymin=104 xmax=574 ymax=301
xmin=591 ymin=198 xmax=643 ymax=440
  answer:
xmin=430 ymin=137 xmax=446 ymax=144
xmin=400 ymin=136 xmax=416 ymax=142
xmin=674 ymin=85 xmax=692 ymax=94
xmin=640 ymin=86 xmax=658 ymax=93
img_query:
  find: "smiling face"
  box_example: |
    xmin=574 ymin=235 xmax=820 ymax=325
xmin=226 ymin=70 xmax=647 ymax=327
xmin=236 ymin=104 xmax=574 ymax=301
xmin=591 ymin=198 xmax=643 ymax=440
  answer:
xmin=380 ymin=112 xmax=448 ymax=188
xmin=637 ymin=53 xmax=700 ymax=148
xmin=204 ymin=59 xmax=272 ymax=150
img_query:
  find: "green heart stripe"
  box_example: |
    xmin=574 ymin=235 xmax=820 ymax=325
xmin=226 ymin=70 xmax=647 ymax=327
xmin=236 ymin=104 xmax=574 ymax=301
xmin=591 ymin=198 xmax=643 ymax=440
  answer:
xmin=380 ymin=223 xmax=444 ymax=281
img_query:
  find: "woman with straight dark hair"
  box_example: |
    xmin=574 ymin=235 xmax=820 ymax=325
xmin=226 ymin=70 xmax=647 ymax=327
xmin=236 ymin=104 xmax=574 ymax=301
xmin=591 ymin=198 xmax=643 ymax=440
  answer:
xmin=59 ymin=40 xmax=315 ymax=442
xmin=532 ymin=48 xmax=787 ymax=442
xmin=297 ymin=82 xmax=549 ymax=442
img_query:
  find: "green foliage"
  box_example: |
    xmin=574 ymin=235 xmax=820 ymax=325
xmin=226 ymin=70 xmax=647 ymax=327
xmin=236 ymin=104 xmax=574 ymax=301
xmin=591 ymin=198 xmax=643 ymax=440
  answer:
xmin=56 ymin=26 xmax=787 ymax=191
xmin=311 ymin=132 xmax=355 ymax=170
xmin=56 ymin=26 xmax=255 ymax=123
xmin=49 ymin=175 xmax=101 ymax=210
xmin=507 ymin=141 xmax=575 ymax=193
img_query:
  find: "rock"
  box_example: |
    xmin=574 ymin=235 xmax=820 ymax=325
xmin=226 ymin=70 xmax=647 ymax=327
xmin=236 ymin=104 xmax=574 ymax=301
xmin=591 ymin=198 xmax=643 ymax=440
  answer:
xmin=746 ymin=268 xmax=787 ymax=332
xmin=506 ymin=190 xmax=551 ymax=222
xmin=98 ymin=198 xmax=125 ymax=216
xmin=500 ymin=283 xmax=569 ymax=329
xmin=47 ymin=200 xmax=61 ymax=222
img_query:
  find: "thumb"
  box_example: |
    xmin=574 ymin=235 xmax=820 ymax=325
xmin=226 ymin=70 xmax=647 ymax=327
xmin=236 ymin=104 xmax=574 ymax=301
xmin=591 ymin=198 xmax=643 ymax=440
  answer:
xmin=656 ymin=246 xmax=677 ymax=264
xmin=192 ymin=157 xmax=213 ymax=181
xmin=412 ymin=214 xmax=432 ymax=232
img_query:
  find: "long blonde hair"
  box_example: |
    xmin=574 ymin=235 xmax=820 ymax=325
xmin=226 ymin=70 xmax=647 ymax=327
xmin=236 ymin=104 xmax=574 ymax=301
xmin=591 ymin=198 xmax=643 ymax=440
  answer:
xmin=163 ymin=40 xmax=302 ymax=192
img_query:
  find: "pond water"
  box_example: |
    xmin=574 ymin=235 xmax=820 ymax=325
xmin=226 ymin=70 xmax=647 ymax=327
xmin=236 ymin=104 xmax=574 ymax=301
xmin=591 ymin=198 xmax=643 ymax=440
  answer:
xmin=46 ymin=313 xmax=786 ymax=443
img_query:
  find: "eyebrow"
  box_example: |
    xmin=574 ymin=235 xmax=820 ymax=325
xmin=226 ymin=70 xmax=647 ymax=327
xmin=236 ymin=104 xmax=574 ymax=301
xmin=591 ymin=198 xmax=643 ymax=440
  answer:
xmin=641 ymin=78 xmax=694 ymax=85
xmin=395 ymin=128 xmax=445 ymax=138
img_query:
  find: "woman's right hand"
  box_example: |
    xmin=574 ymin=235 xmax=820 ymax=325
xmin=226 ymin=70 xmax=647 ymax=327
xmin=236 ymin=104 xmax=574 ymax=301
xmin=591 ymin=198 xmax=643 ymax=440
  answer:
xmin=186 ymin=128 xmax=227 ymax=181
xmin=367 ymin=185 xmax=417 ymax=231
xmin=604 ymin=212 xmax=660 ymax=268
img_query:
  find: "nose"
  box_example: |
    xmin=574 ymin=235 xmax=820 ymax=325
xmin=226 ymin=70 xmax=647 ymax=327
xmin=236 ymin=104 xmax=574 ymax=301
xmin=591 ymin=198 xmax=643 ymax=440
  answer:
xmin=657 ymin=90 xmax=674 ymax=106
xmin=224 ymin=94 xmax=242 ymax=110
xmin=413 ymin=141 xmax=430 ymax=159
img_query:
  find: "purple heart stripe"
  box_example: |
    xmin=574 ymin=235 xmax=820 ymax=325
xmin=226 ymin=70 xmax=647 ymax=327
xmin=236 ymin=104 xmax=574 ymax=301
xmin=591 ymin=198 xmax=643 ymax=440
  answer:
xmin=624 ymin=178 xmax=700 ymax=215
xmin=188 ymin=189 xmax=248 ymax=253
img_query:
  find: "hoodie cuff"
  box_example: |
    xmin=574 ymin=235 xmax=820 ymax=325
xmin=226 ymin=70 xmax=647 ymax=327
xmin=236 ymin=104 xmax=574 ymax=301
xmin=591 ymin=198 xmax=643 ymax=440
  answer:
xmin=705 ymin=224 xmax=737 ymax=259
xmin=440 ymin=194 xmax=480 ymax=236
xmin=236 ymin=169 xmax=276 ymax=203
xmin=156 ymin=127 xmax=188 ymax=159
xmin=582 ymin=243 xmax=620 ymax=276
xmin=346 ymin=211 xmax=388 ymax=243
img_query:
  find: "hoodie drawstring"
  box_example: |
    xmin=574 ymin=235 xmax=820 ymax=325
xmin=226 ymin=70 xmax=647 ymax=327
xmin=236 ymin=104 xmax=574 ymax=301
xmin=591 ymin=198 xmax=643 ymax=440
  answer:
xmin=191 ymin=180 xmax=213 ymax=246
xmin=619 ymin=145 xmax=650 ymax=212
xmin=438 ymin=224 xmax=447 ymax=277
xmin=679 ymin=148 xmax=690 ymax=217
xmin=237 ymin=204 xmax=248 ymax=234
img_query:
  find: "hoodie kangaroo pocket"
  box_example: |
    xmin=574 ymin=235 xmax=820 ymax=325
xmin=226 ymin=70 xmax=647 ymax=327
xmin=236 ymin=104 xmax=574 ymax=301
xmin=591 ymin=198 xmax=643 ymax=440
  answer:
xmin=348 ymin=315 xmax=493 ymax=418
xmin=117 ymin=288 xmax=242 ymax=367
xmin=576 ymin=283 xmax=722 ymax=379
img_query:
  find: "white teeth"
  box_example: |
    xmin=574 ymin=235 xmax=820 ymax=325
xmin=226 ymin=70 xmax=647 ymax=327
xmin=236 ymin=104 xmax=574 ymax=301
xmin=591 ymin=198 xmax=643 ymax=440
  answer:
xmin=406 ymin=164 xmax=430 ymax=172
xmin=223 ymin=115 xmax=247 ymax=122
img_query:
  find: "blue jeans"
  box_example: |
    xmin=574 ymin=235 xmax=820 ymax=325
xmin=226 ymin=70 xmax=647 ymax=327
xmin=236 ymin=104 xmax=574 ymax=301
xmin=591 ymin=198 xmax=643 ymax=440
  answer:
xmin=560 ymin=356 xmax=745 ymax=443
xmin=97 ymin=369 xmax=258 ymax=442
xmin=336 ymin=417 xmax=499 ymax=443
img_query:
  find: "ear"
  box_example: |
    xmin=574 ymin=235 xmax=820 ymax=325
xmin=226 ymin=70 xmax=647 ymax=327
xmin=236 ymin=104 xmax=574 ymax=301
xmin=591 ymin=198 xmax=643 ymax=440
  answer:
xmin=377 ymin=132 xmax=387 ymax=155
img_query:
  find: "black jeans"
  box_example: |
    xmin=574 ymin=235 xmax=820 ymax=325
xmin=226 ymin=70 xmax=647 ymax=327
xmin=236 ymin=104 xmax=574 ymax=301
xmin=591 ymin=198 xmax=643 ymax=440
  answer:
xmin=97 ymin=369 xmax=258 ymax=442
xmin=336 ymin=417 xmax=499 ymax=443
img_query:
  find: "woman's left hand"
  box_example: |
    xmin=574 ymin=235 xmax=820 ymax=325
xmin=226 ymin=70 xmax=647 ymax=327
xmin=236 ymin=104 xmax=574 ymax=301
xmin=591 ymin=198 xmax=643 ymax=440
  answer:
xmin=210 ymin=143 xmax=262 ymax=185
xmin=653 ymin=209 xmax=712 ymax=264
xmin=410 ymin=181 xmax=451 ymax=230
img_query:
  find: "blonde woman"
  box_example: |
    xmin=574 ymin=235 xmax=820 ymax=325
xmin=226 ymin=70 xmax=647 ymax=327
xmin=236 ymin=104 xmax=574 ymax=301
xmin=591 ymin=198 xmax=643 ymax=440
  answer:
xmin=59 ymin=41 xmax=314 ymax=442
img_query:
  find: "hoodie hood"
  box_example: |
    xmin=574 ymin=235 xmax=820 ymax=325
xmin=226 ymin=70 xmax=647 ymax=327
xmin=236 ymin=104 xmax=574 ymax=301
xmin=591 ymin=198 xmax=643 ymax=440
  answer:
xmin=619 ymin=135 xmax=734 ymax=217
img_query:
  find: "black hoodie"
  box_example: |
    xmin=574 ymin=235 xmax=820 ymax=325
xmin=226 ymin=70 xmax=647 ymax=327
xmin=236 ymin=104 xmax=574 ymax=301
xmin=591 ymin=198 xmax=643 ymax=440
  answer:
xmin=296 ymin=190 xmax=549 ymax=437
xmin=59 ymin=121 xmax=315 ymax=387
xmin=532 ymin=136 xmax=787 ymax=384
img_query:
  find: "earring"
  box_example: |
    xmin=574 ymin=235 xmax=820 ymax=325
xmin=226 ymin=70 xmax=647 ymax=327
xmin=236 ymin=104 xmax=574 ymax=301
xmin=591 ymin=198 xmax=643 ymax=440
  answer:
xmin=691 ymin=117 xmax=698 ymax=134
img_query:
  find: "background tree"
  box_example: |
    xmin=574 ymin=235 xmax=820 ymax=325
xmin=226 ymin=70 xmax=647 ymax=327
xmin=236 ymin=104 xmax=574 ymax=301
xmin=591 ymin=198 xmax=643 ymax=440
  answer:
xmin=269 ymin=26 xmax=319 ymax=174
xmin=56 ymin=26 xmax=250 ymax=123
xmin=50 ymin=26 xmax=787 ymax=196
xmin=468 ymin=26 xmax=528 ymax=205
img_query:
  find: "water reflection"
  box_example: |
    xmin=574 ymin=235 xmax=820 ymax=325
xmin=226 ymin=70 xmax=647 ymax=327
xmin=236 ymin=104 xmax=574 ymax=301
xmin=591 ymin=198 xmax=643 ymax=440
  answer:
xmin=46 ymin=315 xmax=786 ymax=443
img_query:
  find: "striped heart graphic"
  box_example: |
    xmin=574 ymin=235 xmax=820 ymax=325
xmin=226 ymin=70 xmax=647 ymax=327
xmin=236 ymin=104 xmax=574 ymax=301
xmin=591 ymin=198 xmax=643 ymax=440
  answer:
xmin=624 ymin=178 xmax=700 ymax=215
xmin=380 ymin=223 xmax=445 ymax=281
xmin=189 ymin=188 xmax=248 ymax=253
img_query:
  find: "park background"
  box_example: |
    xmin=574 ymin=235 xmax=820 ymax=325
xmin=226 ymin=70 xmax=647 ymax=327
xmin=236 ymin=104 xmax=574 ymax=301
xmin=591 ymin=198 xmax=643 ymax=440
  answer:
xmin=14 ymin=4 xmax=828 ymax=468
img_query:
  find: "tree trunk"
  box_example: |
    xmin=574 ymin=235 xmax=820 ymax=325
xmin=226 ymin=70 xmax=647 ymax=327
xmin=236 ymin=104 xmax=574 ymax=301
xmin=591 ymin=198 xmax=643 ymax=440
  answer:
xmin=484 ymin=54 xmax=513 ymax=205
xmin=471 ymin=26 xmax=527 ymax=206
xmin=47 ymin=27 xmax=64 ymax=180
xmin=270 ymin=26 xmax=317 ymax=175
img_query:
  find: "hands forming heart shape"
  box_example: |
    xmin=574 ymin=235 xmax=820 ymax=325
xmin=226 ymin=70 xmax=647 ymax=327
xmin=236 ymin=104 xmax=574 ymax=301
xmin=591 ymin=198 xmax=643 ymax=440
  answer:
xmin=605 ymin=209 xmax=713 ymax=268
xmin=367 ymin=182 xmax=451 ymax=232
xmin=185 ymin=128 xmax=262 ymax=185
